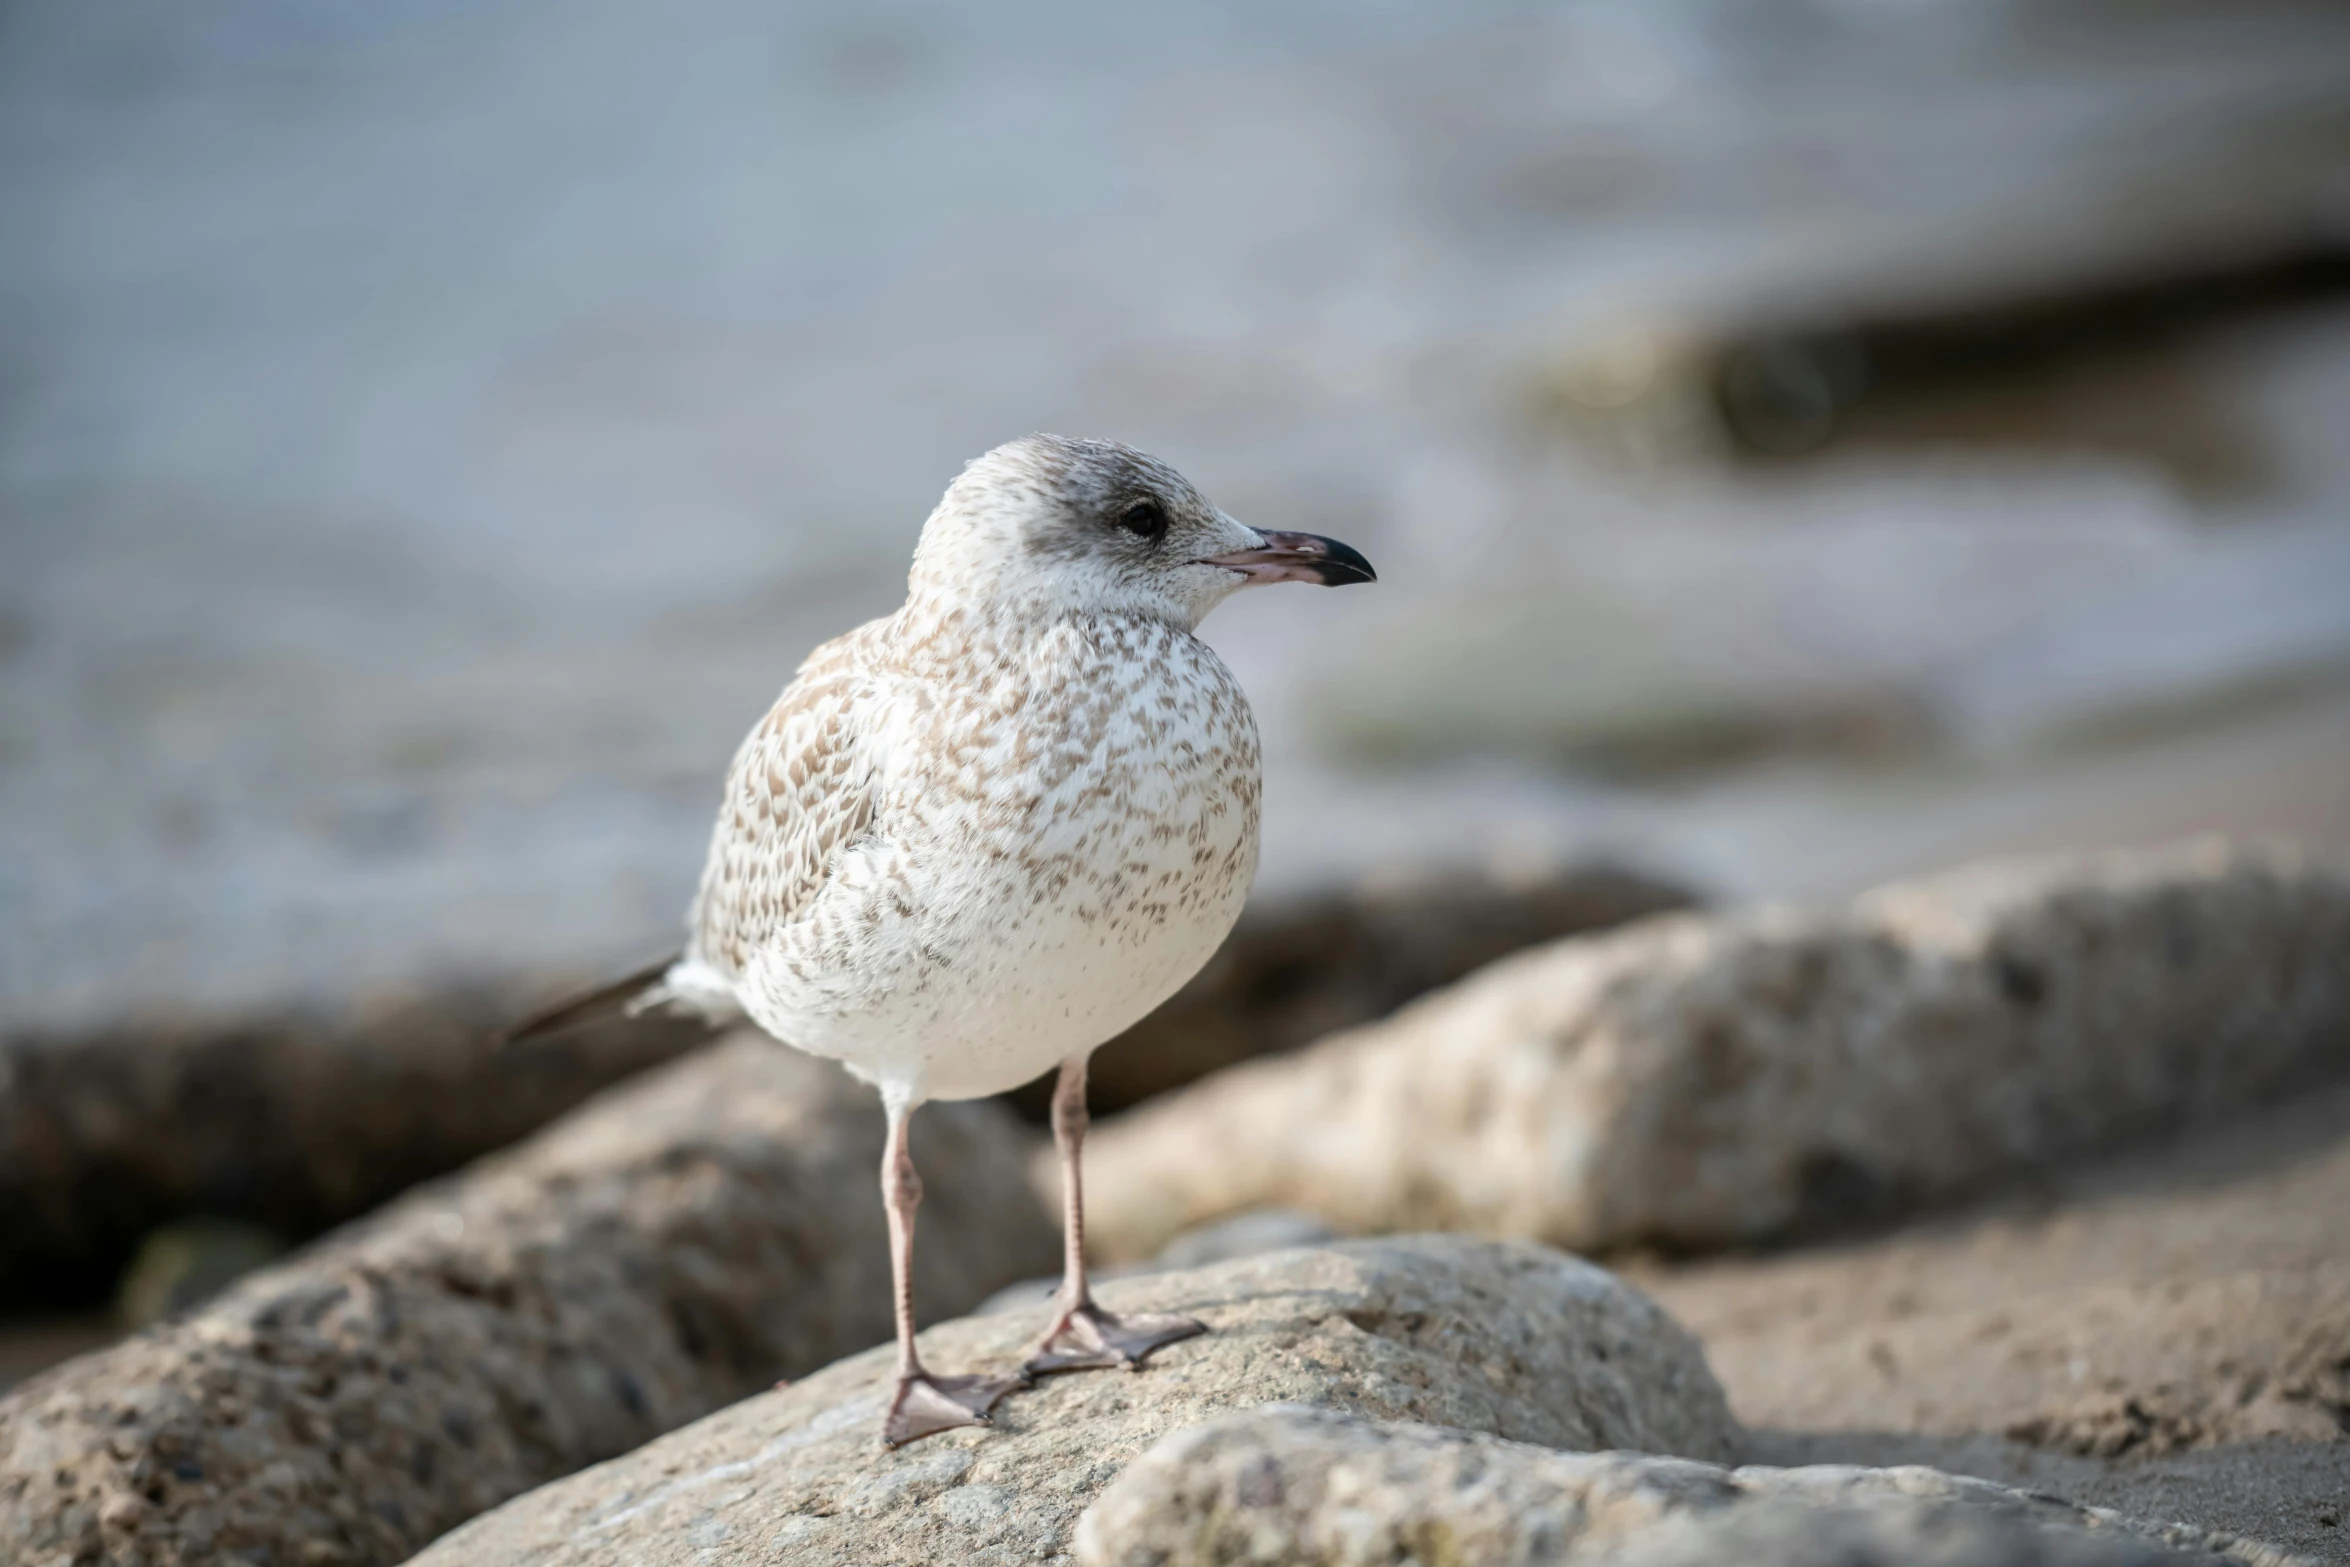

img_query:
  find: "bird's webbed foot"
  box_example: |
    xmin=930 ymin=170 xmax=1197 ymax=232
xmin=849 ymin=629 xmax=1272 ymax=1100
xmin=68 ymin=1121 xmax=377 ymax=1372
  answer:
xmin=880 ymin=1368 xmax=1024 ymax=1447
xmin=1022 ymin=1301 xmax=1205 ymax=1378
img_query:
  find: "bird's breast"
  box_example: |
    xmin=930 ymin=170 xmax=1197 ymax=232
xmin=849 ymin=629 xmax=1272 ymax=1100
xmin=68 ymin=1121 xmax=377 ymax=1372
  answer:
xmin=741 ymin=616 xmax=1265 ymax=1101
xmin=906 ymin=619 xmax=1263 ymax=937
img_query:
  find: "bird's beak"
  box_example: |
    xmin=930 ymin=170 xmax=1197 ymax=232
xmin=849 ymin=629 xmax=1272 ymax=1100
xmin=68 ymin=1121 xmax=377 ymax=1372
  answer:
xmin=1195 ymin=529 xmax=1377 ymax=587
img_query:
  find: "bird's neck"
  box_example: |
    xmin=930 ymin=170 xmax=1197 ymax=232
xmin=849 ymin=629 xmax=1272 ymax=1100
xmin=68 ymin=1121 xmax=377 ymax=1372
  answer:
xmin=892 ymin=591 xmax=1192 ymax=666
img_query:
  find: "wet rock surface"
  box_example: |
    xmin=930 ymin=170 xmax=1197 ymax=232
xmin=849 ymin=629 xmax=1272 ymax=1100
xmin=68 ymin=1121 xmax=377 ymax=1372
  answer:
xmin=1075 ymin=1406 xmax=2306 ymax=1567
xmin=0 ymin=1033 xmax=1054 ymax=1567
xmin=1081 ymin=838 xmax=2350 ymax=1259
xmin=0 ymin=996 xmax=708 ymax=1309
xmin=404 ymin=1236 xmax=1737 ymax=1567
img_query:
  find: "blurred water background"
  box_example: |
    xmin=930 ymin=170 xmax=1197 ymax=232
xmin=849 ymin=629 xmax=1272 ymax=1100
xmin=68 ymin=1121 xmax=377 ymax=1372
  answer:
xmin=6 ymin=0 xmax=2350 ymax=1037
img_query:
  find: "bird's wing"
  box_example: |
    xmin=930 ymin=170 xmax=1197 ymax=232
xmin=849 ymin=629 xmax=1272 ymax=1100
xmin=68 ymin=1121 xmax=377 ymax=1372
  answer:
xmin=688 ymin=624 xmax=884 ymax=978
xmin=498 ymin=627 xmax=883 ymax=1049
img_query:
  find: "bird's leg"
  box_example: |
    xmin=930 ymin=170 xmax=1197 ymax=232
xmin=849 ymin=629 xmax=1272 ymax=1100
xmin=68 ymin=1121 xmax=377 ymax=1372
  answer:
xmin=1022 ymin=1053 xmax=1205 ymax=1377
xmin=878 ymin=1096 xmax=1022 ymax=1447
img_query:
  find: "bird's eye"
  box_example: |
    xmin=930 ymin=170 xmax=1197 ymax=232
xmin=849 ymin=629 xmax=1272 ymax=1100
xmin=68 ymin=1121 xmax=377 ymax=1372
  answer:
xmin=1118 ymin=498 xmax=1168 ymax=542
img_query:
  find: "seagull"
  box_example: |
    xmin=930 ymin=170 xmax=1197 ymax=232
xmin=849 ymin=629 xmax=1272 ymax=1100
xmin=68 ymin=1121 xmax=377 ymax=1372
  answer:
xmin=508 ymin=434 xmax=1374 ymax=1445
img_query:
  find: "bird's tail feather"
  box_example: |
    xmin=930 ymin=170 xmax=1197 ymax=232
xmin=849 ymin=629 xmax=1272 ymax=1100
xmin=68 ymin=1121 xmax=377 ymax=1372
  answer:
xmin=500 ymin=952 xmax=684 ymax=1048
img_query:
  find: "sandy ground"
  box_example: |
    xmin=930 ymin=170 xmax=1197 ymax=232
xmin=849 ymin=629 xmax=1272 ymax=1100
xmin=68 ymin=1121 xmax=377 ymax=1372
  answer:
xmin=1632 ymin=1082 xmax=2350 ymax=1563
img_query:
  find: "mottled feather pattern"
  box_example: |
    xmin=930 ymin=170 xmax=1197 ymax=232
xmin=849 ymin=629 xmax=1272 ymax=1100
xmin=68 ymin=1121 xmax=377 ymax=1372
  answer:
xmin=689 ymin=624 xmax=883 ymax=974
xmin=685 ymin=596 xmax=1260 ymax=1103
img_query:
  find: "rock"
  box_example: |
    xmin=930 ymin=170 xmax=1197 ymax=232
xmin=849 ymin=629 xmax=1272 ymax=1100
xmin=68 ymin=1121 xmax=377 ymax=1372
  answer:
xmin=0 ymin=1033 xmax=1055 ymax=1567
xmin=1009 ymin=861 xmax=1698 ymax=1118
xmin=405 ymin=1236 xmax=1738 ymax=1566
xmin=1080 ymin=838 xmax=2350 ymax=1259
xmin=0 ymin=990 xmax=708 ymax=1309
xmin=978 ymin=1208 xmax=1340 ymax=1319
xmin=1075 ymin=1406 xmax=2308 ymax=1567
xmin=1153 ymin=1208 xmax=1339 ymax=1271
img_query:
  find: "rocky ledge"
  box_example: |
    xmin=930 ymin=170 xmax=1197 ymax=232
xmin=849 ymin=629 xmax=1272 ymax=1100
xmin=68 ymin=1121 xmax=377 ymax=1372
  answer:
xmin=0 ymin=995 xmax=707 ymax=1310
xmin=404 ymin=1236 xmax=1739 ymax=1566
xmin=1081 ymin=837 xmax=2350 ymax=1258
xmin=1076 ymin=1405 xmax=2310 ymax=1567
xmin=1049 ymin=860 xmax=1697 ymax=1116
xmin=0 ymin=1035 xmax=1054 ymax=1567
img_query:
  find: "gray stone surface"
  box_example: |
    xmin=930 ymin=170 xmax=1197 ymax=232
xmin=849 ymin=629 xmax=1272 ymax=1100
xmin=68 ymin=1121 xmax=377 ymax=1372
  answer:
xmin=1044 ymin=863 xmax=1697 ymax=1116
xmin=405 ymin=1236 xmax=1737 ymax=1567
xmin=1082 ymin=838 xmax=2350 ymax=1259
xmin=0 ymin=996 xmax=707 ymax=1309
xmin=0 ymin=1033 xmax=1055 ymax=1567
xmin=1153 ymin=1209 xmax=1340 ymax=1272
xmin=978 ymin=1208 xmax=1342 ymax=1320
xmin=1074 ymin=1406 xmax=2310 ymax=1567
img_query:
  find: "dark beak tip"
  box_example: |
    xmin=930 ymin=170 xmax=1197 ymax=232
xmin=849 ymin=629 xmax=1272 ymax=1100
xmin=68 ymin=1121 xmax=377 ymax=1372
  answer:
xmin=1316 ymin=538 xmax=1377 ymax=586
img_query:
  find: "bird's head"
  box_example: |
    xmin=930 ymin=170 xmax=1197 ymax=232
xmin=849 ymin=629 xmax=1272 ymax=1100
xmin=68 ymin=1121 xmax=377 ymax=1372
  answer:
xmin=907 ymin=434 xmax=1374 ymax=628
